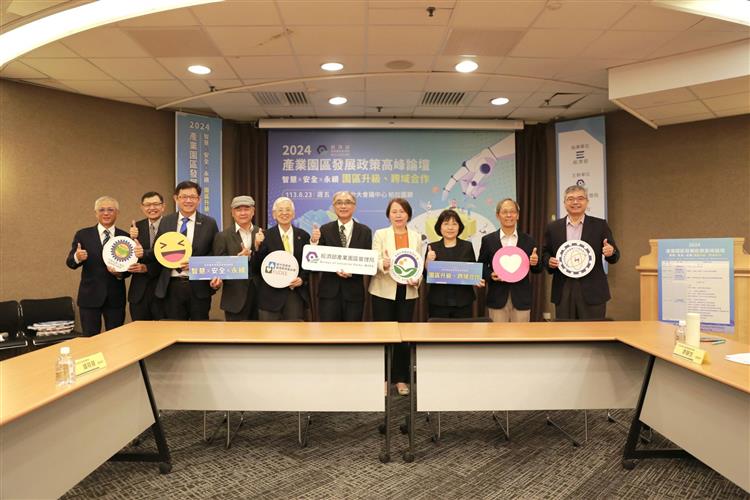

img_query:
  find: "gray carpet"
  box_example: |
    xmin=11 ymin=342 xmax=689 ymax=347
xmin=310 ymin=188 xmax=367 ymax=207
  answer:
xmin=63 ymin=401 xmax=747 ymax=499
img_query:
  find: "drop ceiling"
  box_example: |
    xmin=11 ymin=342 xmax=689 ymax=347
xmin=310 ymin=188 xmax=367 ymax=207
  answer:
xmin=1 ymin=0 xmax=748 ymax=126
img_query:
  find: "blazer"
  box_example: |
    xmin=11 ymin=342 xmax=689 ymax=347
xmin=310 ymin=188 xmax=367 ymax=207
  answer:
xmin=151 ymin=211 xmax=219 ymax=300
xmin=66 ymin=225 xmax=129 ymax=308
xmin=212 ymin=224 xmax=261 ymax=314
xmin=477 ymin=230 xmax=542 ymax=311
xmin=254 ymin=225 xmax=311 ymax=312
xmin=425 ymin=238 xmax=477 ymax=308
xmin=368 ymin=226 xmax=423 ymax=301
xmin=128 ymin=217 xmax=161 ymax=304
xmin=316 ymin=219 xmax=373 ymax=301
xmin=541 ymin=215 xmax=620 ymax=306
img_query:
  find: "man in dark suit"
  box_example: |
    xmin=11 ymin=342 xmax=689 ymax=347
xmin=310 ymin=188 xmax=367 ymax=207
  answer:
xmin=66 ymin=196 xmax=133 ymax=336
xmin=255 ymin=197 xmax=310 ymax=320
xmin=150 ymin=181 xmax=221 ymax=320
xmin=212 ymin=195 xmax=263 ymax=321
xmin=309 ymin=191 xmax=372 ymax=321
xmin=542 ymin=185 xmax=620 ymax=320
xmin=127 ymin=191 xmax=165 ymax=320
xmin=478 ymin=198 xmax=542 ymax=322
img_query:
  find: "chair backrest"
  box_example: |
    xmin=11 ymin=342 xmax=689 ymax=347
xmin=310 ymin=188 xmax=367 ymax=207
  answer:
xmin=19 ymin=297 xmax=75 ymax=333
xmin=427 ymin=316 xmax=492 ymax=323
xmin=0 ymin=300 xmax=21 ymax=339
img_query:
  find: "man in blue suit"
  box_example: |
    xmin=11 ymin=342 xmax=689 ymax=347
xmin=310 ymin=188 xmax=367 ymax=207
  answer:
xmin=66 ymin=196 xmax=134 ymax=336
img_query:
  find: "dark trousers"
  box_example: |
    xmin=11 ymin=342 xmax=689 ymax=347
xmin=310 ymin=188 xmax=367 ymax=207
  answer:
xmin=318 ymin=293 xmax=364 ymax=321
xmin=225 ymin=283 xmax=258 ymax=321
xmin=258 ymin=291 xmax=305 ymax=321
xmin=80 ymin=305 xmax=125 ymax=336
xmin=129 ymin=281 xmax=163 ymax=321
xmin=428 ymin=303 xmax=473 ymax=319
xmin=556 ymin=279 xmax=606 ymax=320
xmin=372 ymin=285 xmax=415 ymax=383
xmin=164 ymin=279 xmax=211 ymax=320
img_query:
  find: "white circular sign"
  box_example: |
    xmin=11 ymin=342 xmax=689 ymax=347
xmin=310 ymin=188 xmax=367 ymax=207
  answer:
xmin=556 ymin=239 xmax=596 ymax=278
xmin=102 ymin=236 xmax=138 ymax=272
xmin=261 ymin=250 xmax=300 ymax=288
xmin=389 ymin=248 xmax=424 ymax=285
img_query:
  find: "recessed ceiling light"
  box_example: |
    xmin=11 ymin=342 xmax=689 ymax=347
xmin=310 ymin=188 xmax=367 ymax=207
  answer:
xmin=329 ymin=96 xmax=348 ymax=105
xmin=321 ymin=62 xmax=344 ymax=72
xmin=188 ymin=64 xmax=211 ymax=75
xmin=490 ymin=97 xmax=510 ymax=106
xmin=455 ymin=60 xmax=478 ymax=73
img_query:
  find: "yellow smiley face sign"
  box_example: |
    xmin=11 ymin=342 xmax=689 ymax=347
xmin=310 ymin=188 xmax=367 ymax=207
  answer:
xmin=154 ymin=231 xmax=192 ymax=269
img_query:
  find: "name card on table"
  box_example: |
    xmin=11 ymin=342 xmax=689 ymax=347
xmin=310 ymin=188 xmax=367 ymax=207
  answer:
xmin=75 ymin=352 xmax=107 ymax=376
xmin=302 ymin=245 xmax=378 ymax=275
xmin=426 ymin=261 xmax=483 ymax=285
xmin=673 ymin=342 xmax=709 ymax=365
xmin=189 ymin=256 xmax=249 ymax=280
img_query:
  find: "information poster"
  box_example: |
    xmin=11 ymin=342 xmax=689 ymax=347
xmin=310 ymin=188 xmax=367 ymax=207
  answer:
xmin=268 ymin=130 xmax=516 ymax=255
xmin=176 ymin=112 xmax=222 ymax=228
xmin=659 ymin=238 xmax=734 ymax=333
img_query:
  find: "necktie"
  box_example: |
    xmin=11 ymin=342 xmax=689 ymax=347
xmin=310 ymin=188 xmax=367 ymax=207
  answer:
xmin=339 ymin=225 xmax=347 ymax=248
xmin=149 ymin=223 xmax=157 ymax=246
xmin=102 ymin=229 xmax=111 ymax=245
xmin=282 ymin=233 xmax=291 ymax=253
xmin=180 ymin=217 xmax=189 ymax=236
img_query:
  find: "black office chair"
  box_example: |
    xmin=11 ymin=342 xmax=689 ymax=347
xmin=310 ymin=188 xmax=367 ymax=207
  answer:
xmin=0 ymin=300 xmax=29 ymax=361
xmin=20 ymin=297 xmax=82 ymax=349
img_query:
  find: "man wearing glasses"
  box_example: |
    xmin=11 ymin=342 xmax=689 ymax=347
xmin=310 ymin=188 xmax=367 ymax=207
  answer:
xmin=542 ymin=185 xmax=620 ymax=320
xmin=66 ymin=196 xmax=132 ymax=335
xmin=310 ymin=191 xmax=372 ymax=321
xmin=127 ymin=191 xmax=165 ymax=320
xmin=151 ymin=181 xmax=221 ymax=320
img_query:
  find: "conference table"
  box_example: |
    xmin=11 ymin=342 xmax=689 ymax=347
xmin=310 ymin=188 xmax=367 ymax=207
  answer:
xmin=0 ymin=321 xmax=400 ymax=499
xmin=1 ymin=320 xmax=748 ymax=498
xmin=399 ymin=321 xmax=749 ymax=492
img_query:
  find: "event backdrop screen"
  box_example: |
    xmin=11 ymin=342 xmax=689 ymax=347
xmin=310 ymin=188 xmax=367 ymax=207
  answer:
xmin=268 ymin=130 xmax=516 ymax=252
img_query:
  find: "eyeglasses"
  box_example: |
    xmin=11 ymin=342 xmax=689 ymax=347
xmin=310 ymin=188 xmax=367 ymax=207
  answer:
xmin=177 ymin=195 xmax=199 ymax=201
xmin=142 ymin=202 xmax=163 ymax=208
xmin=275 ymin=209 xmax=293 ymax=214
xmin=97 ymin=207 xmax=116 ymax=213
xmin=565 ymin=196 xmax=587 ymax=203
xmin=499 ymin=210 xmax=518 ymax=216
xmin=333 ymin=200 xmax=355 ymax=206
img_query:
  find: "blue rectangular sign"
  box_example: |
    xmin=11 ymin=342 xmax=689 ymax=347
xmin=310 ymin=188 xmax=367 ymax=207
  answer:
xmin=176 ymin=112 xmax=222 ymax=228
xmin=426 ymin=261 xmax=483 ymax=285
xmin=189 ymin=256 xmax=248 ymax=280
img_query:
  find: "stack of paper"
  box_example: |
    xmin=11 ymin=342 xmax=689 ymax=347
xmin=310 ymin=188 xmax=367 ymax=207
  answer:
xmin=724 ymin=353 xmax=750 ymax=365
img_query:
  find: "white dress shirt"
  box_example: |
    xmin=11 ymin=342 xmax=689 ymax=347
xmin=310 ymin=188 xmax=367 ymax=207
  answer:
xmin=500 ymin=227 xmax=518 ymax=247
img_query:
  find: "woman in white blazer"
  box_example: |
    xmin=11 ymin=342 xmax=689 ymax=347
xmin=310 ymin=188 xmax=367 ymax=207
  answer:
xmin=369 ymin=198 xmax=423 ymax=395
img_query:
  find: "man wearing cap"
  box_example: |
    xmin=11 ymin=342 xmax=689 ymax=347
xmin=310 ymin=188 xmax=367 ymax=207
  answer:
xmin=213 ymin=195 xmax=264 ymax=321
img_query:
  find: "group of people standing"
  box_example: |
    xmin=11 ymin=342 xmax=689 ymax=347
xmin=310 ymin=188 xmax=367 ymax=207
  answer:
xmin=67 ymin=181 xmax=619 ymax=396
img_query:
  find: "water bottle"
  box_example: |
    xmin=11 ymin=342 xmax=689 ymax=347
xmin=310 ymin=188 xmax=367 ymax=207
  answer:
xmin=55 ymin=346 xmax=76 ymax=387
xmin=674 ymin=320 xmax=686 ymax=345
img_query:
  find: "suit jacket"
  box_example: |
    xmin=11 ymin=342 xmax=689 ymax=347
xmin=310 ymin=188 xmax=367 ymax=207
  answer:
xmin=425 ymin=238 xmax=477 ymax=308
xmin=541 ymin=215 xmax=620 ymax=305
xmin=212 ymin=224 xmax=260 ymax=313
xmin=254 ymin=225 xmax=311 ymax=312
xmin=128 ymin=218 xmax=162 ymax=304
xmin=151 ymin=211 xmax=219 ymax=300
xmin=477 ymin=230 xmax=542 ymax=310
xmin=317 ymin=220 xmax=373 ymax=301
xmin=368 ymin=226 xmax=423 ymax=301
xmin=66 ymin=225 xmax=129 ymax=308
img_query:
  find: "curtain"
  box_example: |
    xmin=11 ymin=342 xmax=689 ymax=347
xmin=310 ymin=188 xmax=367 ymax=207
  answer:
xmin=234 ymin=124 xmax=269 ymax=226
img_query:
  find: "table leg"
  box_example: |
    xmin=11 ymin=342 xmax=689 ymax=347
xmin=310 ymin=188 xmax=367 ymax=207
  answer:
xmin=403 ymin=342 xmax=416 ymax=463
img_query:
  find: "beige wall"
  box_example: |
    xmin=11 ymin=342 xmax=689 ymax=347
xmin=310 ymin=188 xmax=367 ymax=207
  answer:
xmin=546 ymin=111 xmax=750 ymax=320
xmin=0 ymin=80 xmax=238 ymax=320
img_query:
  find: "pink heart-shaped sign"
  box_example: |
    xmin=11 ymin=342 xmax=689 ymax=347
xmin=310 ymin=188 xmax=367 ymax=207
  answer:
xmin=492 ymin=246 xmax=530 ymax=283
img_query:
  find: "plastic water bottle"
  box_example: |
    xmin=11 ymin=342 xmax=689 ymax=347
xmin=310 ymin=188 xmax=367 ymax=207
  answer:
xmin=55 ymin=346 xmax=76 ymax=387
xmin=674 ymin=320 xmax=686 ymax=345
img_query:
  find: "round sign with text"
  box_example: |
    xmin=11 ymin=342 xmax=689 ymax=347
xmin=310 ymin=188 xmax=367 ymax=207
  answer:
xmin=261 ymin=250 xmax=300 ymax=288
xmin=556 ymin=239 xmax=595 ymax=278
xmin=102 ymin=236 xmax=138 ymax=272
xmin=492 ymin=246 xmax=530 ymax=283
xmin=389 ymin=248 xmax=424 ymax=285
